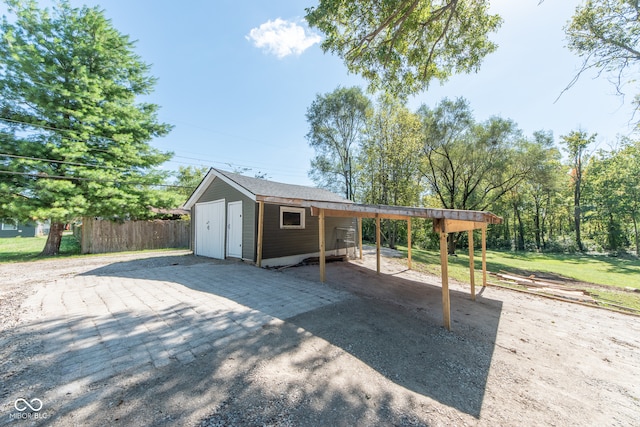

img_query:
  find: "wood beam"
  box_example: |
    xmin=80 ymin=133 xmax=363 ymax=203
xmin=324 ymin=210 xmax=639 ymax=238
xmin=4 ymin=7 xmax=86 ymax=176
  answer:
xmin=357 ymin=217 xmax=363 ymax=260
xmin=307 ymin=201 xmax=502 ymax=224
xmin=257 ymin=201 xmax=264 ymax=267
xmin=440 ymin=232 xmax=451 ymax=331
xmin=482 ymin=225 xmax=487 ymax=287
xmin=434 ymin=218 xmax=486 ymax=234
xmin=468 ymin=229 xmax=475 ymax=301
xmin=407 ymin=217 xmax=412 ymax=270
xmin=376 ymin=215 xmax=381 ymax=274
xmin=319 ymin=208 xmax=326 ymax=282
xmin=257 ymin=195 xmax=307 ymax=206
xmin=310 ymin=206 xmax=410 ymax=220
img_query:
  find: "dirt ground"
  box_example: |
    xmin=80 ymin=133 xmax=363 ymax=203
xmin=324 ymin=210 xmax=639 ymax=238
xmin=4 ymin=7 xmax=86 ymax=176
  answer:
xmin=1 ymin=248 xmax=639 ymax=426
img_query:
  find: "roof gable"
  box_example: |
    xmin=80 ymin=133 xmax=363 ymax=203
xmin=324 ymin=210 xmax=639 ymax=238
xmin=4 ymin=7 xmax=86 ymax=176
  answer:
xmin=183 ymin=168 xmax=349 ymax=209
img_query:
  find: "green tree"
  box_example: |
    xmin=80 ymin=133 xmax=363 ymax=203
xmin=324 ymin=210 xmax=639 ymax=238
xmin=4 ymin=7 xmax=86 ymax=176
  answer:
xmin=565 ymin=0 xmax=640 ymax=122
xmin=526 ymin=130 xmax=563 ymax=250
xmin=583 ymin=150 xmax=626 ymax=251
xmin=0 ymin=0 xmax=173 ymax=255
xmin=306 ymin=86 xmax=371 ymax=200
xmin=560 ymin=130 xmax=595 ymax=252
xmin=584 ymin=138 xmax=640 ymax=254
xmin=359 ymin=95 xmax=422 ymax=247
xmin=620 ymin=139 xmax=640 ymax=255
xmin=306 ymin=0 xmax=502 ymax=98
xmin=418 ymin=98 xmax=536 ymax=253
xmin=173 ymin=166 xmax=208 ymax=201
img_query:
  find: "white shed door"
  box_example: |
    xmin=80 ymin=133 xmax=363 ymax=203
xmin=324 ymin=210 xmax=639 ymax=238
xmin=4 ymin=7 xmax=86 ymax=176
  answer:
xmin=195 ymin=200 xmax=225 ymax=259
xmin=227 ymin=201 xmax=243 ymax=258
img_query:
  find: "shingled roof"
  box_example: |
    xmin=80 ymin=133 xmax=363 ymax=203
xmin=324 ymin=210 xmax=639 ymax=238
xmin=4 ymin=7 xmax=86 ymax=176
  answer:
xmin=184 ymin=168 xmax=350 ymax=209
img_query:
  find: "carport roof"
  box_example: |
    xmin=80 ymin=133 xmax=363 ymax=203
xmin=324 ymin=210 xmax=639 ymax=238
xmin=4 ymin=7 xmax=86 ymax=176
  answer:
xmin=183 ymin=168 xmax=351 ymax=209
xmin=306 ymin=201 xmax=502 ymax=224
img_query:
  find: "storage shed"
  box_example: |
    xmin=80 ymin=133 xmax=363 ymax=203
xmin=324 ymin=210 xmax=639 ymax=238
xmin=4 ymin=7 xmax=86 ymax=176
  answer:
xmin=184 ymin=168 xmax=357 ymax=267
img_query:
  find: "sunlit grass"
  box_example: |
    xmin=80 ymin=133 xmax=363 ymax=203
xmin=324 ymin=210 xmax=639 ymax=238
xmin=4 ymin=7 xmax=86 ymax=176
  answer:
xmin=0 ymin=233 xmax=187 ymax=264
xmin=0 ymin=234 xmax=81 ymax=263
xmin=398 ymin=246 xmax=640 ymax=290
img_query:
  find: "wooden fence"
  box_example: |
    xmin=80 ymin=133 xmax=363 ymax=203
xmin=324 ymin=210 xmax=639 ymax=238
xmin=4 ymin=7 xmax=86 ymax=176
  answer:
xmin=80 ymin=217 xmax=190 ymax=254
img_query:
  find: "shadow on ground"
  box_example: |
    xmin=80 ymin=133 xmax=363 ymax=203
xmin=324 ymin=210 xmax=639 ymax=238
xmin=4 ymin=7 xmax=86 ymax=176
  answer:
xmin=2 ymin=254 xmax=502 ymax=426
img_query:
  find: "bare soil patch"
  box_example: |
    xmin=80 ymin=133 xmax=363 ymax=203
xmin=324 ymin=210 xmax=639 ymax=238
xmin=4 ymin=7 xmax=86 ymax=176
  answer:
xmin=1 ymin=249 xmax=639 ymax=426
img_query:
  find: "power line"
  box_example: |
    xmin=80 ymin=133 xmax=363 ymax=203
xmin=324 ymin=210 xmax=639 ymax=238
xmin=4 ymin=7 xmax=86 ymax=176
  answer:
xmin=0 ymin=116 xmax=145 ymax=155
xmin=0 ymin=170 xmax=189 ymax=188
xmin=1 ymin=115 xmax=311 ymax=180
xmin=0 ymin=153 xmax=131 ymax=172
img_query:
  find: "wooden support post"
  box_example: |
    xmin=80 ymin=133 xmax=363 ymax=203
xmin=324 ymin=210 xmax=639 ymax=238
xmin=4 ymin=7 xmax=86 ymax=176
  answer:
xmin=376 ymin=215 xmax=381 ymax=274
xmin=257 ymin=201 xmax=264 ymax=267
xmin=440 ymin=232 xmax=451 ymax=330
xmin=319 ymin=208 xmax=326 ymax=282
xmin=407 ymin=217 xmax=412 ymax=270
xmin=468 ymin=229 xmax=475 ymax=301
xmin=482 ymin=225 xmax=487 ymax=287
xmin=358 ymin=217 xmax=363 ymax=260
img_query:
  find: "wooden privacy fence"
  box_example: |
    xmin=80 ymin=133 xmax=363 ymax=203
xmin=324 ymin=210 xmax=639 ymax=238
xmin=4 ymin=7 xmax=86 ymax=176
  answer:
xmin=80 ymin=217 xmax=190 ymax=254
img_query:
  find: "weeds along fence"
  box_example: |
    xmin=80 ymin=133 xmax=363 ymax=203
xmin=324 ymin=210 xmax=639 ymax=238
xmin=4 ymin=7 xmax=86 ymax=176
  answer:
xmin=79 ymin=217 xmax=190 ymax=254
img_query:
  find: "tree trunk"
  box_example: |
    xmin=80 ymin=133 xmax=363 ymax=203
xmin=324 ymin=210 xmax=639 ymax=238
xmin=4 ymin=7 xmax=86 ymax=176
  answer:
xmin=447 ymin=233 xmax=457 ymax=255
xmin=534 ymin=201 xmax=541 ymax=250
xmin=516 ymin=208 xmax=525 ymax=251
xmin=503 ymin=217 xmax=510 ymax=243
xmin=41 ymin=221 xmax=65 ymax=256
xmin=574 ymin=204 xmax=583 ymax=251
xmin=389 ymin=220 xmax=397 ymax=250
xmin=632 ymin=215 xmax=639 ymax=257
xmin=574 ymin=177 xmax=583 ymax=251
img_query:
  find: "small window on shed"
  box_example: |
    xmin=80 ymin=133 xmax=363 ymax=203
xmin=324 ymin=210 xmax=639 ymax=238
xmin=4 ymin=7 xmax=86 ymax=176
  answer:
xmin=1 ymin=220 xmax=17 ymax=231
xmin=280 ymin=207 xmax=305 ymax=229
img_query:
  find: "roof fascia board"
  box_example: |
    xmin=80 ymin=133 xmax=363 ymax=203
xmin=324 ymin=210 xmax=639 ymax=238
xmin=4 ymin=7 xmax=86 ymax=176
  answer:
xmin=212 ymin=169 xmax=257 ymax=202
xmin=309 ymin=201 xmax=502 ymax=224
xmin=183 ymin=168 xmax=257 ymax=210
xmin=256 ymin=195 xmax=354 ymax=206
xmin=183 ymin=168 xmax=216 ymax=209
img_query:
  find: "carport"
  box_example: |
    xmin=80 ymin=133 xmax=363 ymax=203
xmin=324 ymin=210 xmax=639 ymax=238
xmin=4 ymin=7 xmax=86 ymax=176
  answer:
xmin=254 ymin=197 xmax=502 ymax=331
xmin=311 ymin=202 xmax=501 ymax=330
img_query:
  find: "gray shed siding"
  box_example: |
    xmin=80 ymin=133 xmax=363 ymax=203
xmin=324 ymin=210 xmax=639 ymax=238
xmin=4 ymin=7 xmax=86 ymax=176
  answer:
xmin=260 ymin=204 xmax=355 ymax=260
xmin=0 ymin=221 xmax=37 ymax=238
xmin=192 ymin=177 xmax=256 ymax=260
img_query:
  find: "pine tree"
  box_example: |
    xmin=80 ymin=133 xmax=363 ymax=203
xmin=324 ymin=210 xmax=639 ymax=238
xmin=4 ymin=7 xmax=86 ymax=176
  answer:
xmin=0 ymin=0 xmax=174 ymax=255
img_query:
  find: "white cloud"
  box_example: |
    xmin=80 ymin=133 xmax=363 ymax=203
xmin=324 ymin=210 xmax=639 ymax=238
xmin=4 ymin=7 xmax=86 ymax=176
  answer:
xmin=246 ymin=18 xmax=322 ymax=59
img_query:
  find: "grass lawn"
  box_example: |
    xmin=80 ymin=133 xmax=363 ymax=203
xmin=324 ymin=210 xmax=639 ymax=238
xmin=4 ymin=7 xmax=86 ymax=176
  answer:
xmin=0 ymin=234 xmax=81 ymax=263
xmin=398 ymin=246 xmax=640 ymax=289
xmin=397 ymin=246 xmax=640 ymax=312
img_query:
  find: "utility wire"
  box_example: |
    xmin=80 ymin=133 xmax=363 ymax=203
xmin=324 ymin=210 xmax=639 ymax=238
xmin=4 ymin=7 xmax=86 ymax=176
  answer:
xmin=1 ymin=116 xmax=310 ymax=180
xmin=0 ymin=153 xmax=132 ymax=172
xmin=0 ymin=170 xmax=190 ymax=188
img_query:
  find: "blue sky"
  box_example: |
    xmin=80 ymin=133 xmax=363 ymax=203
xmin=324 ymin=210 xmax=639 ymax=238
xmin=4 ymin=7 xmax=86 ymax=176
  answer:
xmin=3 ymin=1 xmax=637 ymax=187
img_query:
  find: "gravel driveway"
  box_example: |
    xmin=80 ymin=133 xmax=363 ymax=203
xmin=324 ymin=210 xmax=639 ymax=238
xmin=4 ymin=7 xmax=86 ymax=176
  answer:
xmin=1 ymin=250 xmax=639 ymax=426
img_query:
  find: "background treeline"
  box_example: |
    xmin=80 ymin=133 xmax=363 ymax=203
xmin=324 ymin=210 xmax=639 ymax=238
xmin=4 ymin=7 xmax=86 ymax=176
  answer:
xmin=304 ymin=87 xmax=640 ymax=256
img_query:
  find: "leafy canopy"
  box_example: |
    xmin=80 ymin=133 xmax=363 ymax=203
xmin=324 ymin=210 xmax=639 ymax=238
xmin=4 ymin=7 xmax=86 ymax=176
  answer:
xmin=306 ymin=0 xmax=502 ymax=98
xmin=565 ymin=0 xmax=640 ymax=122
xmin=418 ymin=97 xmax=536 ymax=212
xmin=0 ymin=0 xmax=174 ymax=226
xmin=306 ymin=86 xmax=371 ymax=200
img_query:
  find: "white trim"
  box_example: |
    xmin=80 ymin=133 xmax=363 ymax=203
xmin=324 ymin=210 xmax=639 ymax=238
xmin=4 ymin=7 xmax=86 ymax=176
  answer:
xmin=1 ymin=220 xmax=18 ymax=231
xmin=211 ymin=170 xmax=256 ymax=202
xmin=184 ymin=168 xmax=256 ymax=210
xmin=226 ymin=201 xmax=243 ymax=258
xmin=280 ymin=206 xmax=305 ymax=229
xmin=260 ymin=249 xmax=341 ymax=268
